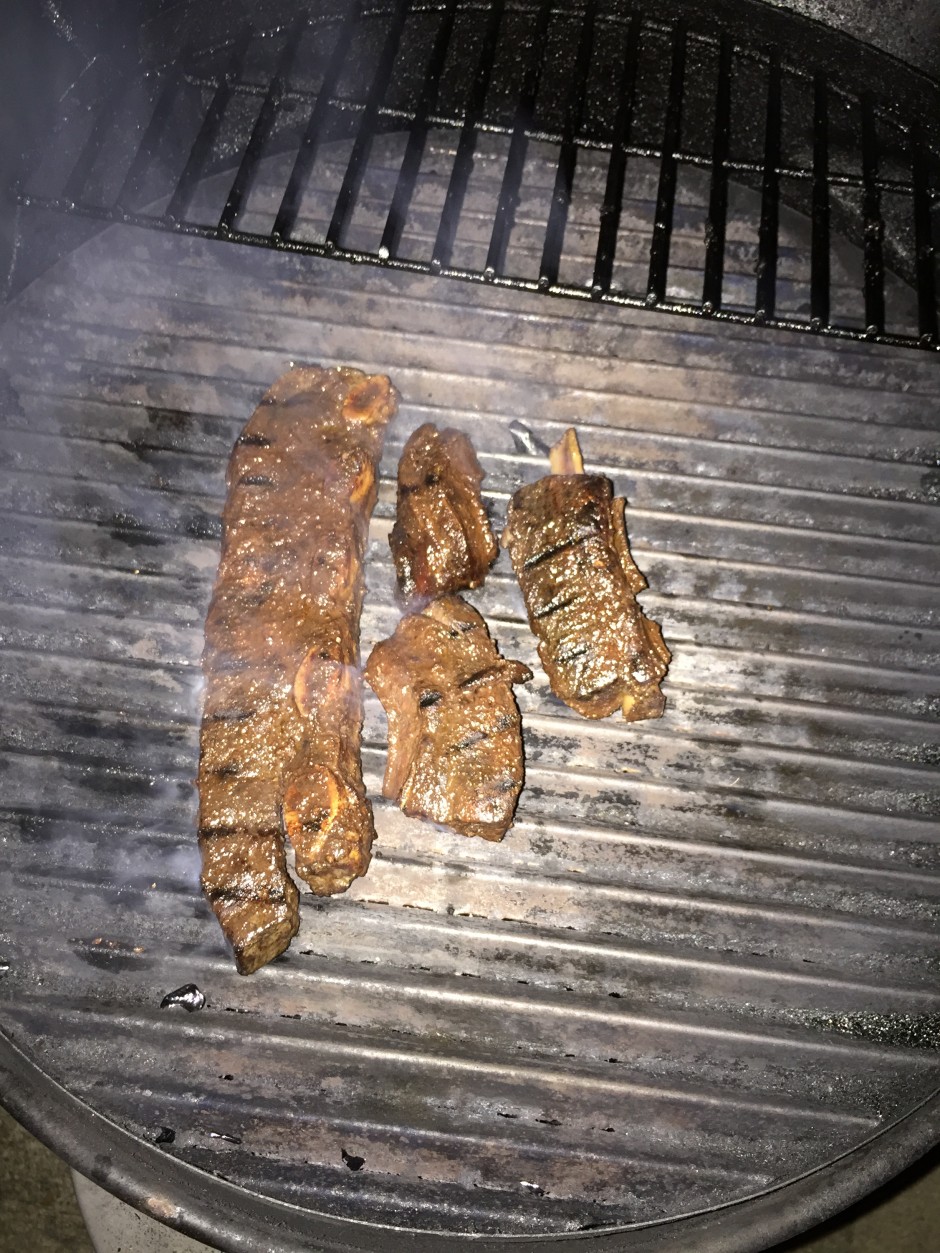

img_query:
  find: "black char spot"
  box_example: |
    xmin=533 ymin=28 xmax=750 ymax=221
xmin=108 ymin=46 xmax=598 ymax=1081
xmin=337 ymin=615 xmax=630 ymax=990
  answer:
xmin=160 ymin=983 xmax=206 ymax=1012
xmin=185 ymin=512 xmax=221 ymax=541
xmin=77 ymin=947 xmax=153 ymax=974
xmin=147 ymin=407 xmax=189 ymax=433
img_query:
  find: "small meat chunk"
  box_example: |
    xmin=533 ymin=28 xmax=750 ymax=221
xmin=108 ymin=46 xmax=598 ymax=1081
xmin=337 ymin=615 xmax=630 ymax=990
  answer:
xmin=389 ymin=424 xmax=498 ymax=604
xmin=502 ymin=428 xmax=669 ymax=721
xmin=364 ymin=596 xmax=531 ymax=841
xmin=198 ymin=365 xmax=397 ymax=974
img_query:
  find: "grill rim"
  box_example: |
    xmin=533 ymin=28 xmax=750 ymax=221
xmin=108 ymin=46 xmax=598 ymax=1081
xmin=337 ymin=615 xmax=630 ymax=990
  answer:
xmin=0 ymin=240 xmax=937 ymax=1242
xmin=2 ymin=1029 xmax=938 ymax=1252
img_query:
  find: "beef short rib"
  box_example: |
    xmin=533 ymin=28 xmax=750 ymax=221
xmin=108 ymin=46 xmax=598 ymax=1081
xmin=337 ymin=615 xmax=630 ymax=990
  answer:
xmin=389 ymin=424 xmax=497 ymax=604
xmin=502 ymin=427 xmax=670 ymax=721
xmin=365 ymin=596 xmax=531 ymax=841
xmin=198 ymin=365 xmax=397 ymax=973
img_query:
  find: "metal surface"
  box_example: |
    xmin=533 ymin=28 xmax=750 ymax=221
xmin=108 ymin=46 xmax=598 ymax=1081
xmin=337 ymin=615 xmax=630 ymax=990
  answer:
xmin=760 ymin=0 xmax=940 ymax=83
xmin=11 ymin=0 xmax=940 ymax=349
xmin=0 ymin=127 xmax=938 ymax=1247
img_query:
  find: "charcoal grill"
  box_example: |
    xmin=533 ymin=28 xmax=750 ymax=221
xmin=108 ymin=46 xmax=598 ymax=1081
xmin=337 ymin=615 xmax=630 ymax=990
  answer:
xmin=0 ymin=1 xmax=938 ymax=1250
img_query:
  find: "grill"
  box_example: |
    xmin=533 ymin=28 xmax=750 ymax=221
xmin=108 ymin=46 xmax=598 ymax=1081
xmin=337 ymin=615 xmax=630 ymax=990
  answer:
xmin=1 ymin=2 xmax=939 ymax=1251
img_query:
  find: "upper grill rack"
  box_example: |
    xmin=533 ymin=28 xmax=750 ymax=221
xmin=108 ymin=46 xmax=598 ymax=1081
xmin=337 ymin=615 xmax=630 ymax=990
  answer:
xmin=15 ymin=0 xmax=940 ymax=350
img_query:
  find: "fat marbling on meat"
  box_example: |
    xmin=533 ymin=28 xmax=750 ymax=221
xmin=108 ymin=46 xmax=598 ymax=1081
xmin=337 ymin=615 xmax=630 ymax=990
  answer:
xmin=502 ymin=428 xmax=670 ymax=721
xmin=364 ymin=595 xmax=531 ymax=841
xmin=198 ymin=365 xmax=397 ymax=974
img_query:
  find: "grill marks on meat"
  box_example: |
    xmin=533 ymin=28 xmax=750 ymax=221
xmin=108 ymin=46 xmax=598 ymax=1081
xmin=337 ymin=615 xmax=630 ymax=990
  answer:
xmin=503 ymin=428 xmax=670 ymax=721
xmin=365 ymin=596 xmax=531 ymax=841
xmin=389 ymin=424 xmax=498 ymax=604
xmin=198 ymin=366 xmax=397 ymax=974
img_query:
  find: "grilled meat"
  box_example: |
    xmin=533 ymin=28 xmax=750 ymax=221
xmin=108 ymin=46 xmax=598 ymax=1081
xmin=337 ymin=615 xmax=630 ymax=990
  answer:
xmin=389 ymin=424 xmax=498 ymax=603
xmin=364 ymin=596 xmax=531 ymax=841
xmin=198 ymin=366 xmax=397 ymax=973
xmin=502 ymin=427 xmax=669 ymax=721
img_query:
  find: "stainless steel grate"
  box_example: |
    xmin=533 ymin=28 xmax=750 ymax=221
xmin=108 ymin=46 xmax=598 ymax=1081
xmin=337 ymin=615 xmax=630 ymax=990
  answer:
xmin=14 ymin=0 xmax=940 ymax=349
xmin=0 ymin=122 xmax=938 ymax=1248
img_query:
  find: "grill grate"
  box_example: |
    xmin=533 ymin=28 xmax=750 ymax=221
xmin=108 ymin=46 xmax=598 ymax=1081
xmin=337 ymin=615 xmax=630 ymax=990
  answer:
xmin=2 ymin=2 xmax=940 ymax=1247
xmin=1 ymin=166 xmax=939 ymax=1245
xmin=14 ymin=0 xmax=940 ymax=349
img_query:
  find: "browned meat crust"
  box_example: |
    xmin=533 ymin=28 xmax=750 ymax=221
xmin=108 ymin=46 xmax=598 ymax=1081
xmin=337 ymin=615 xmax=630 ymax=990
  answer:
xmin=389 ymin=424 xmax=498 ymax=604
xmin=502 ymin=428 xmax=669 ymax=721
xmin=364 ymin=596 xmax=531 ymax=841
xmin=198 ymin=366 xmax=397 ymax=973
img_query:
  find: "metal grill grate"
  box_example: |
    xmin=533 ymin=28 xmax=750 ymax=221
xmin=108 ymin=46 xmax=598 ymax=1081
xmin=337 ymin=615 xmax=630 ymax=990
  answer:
xmin=2 ymin=2 xmax=940 ymax=1248
xmin=1 ymin=199 xmax=939 ymax=1246
xmin=14 ymin=0 xmax=940 ymax=350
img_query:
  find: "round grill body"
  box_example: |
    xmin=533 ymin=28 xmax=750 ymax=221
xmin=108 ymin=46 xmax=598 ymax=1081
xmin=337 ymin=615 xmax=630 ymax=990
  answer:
xmin=1 ymin=3 xmax=938 ymax=1250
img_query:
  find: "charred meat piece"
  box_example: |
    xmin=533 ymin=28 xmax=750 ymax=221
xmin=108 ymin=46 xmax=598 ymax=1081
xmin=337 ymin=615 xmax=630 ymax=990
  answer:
xmin=502 ymin=428 xmax=669 ymax=721
xmin=389 ymin=424 xmax=498 ymax=603
xmin=364 ymin=596 xmax=531 ymax=841
xmin=199 ymin=366 xmax=397 ymax=973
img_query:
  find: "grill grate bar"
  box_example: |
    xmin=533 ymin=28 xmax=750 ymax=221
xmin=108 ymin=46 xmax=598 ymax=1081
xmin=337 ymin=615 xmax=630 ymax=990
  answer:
xmin=810 ymin=73 xmax=831 ymax=329
xmin=11 ymin=798 xmax=936 ymax=929
xmin=165 ymin=30 xmax=252 ymax=224
xmin=379 ymin=0 xmax=459 ymax=259
xmin=326 ymin=0 xmax=410 ymax=251
xmin=591 ymin=15 xmax=642 ymax=297
xmin=647 ymin=22 xmax=686 ymax=306
xmin=755 ymin=49 xmax=782 ymax=321
xmin=218 ymin=19 xmax=305 ymax=234
xmin=273 ymin=3 xmax=361 ymax=241
xmin=860 ymin=93 xmax=886 ymax=335
xmin=4 ymin=535 xmax=936 ymax=687
xmin=484 ymin=0 xmax=554 ymax=279
xmin=911 ymin=122 xmax=938 ymax=346
xmin=33 ymin=230 xmax=940 ymax=389
xmin=538 ymin=0 xmax=597 ymax=289
xmin=430 ymin=0 xmax=506 ymax=270
xmin=702 ymin=34 xmax=733 ymax=313
xmin=6 ymin=387 xmax=938 ymax=550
